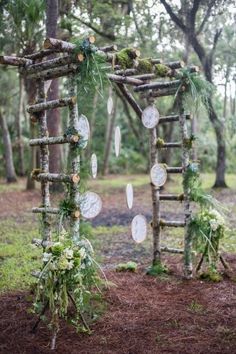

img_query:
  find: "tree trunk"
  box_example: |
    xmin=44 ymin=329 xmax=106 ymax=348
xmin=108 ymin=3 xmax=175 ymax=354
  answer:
xmin=46 ymin=0 xmax=62 ymax=192
xmin=16 ymin=75 xmax=25 ymax=176
xmin=0 ymin=111 xmax=17 ymax=183
xmin=25 ymin=78 xmax=37 ymax=190
xmin=102 ymin=91 xmax=117 ymax=175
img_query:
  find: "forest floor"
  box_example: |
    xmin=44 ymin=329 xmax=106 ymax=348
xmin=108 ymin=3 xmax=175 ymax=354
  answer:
xmin=0 ymin=174 xmax=236 ymax=353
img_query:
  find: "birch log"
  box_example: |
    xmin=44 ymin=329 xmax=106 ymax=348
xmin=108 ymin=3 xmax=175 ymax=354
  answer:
xmin=33 ymin=172 xmax=80 ymax=183
xmin=29 ymin=135 xmax=79 ymax=146
xmin=27 ymin=64 xmax=79 ymax=80
xmin=116 ymin=83 xmax=142 ymax=119
xmin=134 ymin=80 xmax=181 ymax=92
xmin=0 ymin=55 xmax=32 ymax=66
xmin=159 ymin=114 xmax=191 ymax=124
xmin=27 ymin=96 xmax=76 ymax=113
xmin=32 ymin=207 xmax=59 ymax=214
xmin=37 ymin=80 xmax=51 ymax=243
xmin=179 ymin=96 xmax=192 ymax=279
xmin=68 ymin=75 xmax=81 ymax=244
xmin=149 ymin=118 xmax=161 ymax=265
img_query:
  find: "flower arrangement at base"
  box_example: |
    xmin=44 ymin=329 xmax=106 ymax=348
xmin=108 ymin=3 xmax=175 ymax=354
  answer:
xmin=189 ymin=208 xmax=227 ymax=273
xmin=33 ymin=230 xmax=104 ymax=333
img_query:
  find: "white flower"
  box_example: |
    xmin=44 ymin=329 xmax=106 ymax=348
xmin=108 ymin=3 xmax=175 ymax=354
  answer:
xmin=210 ymin=220 xmax=219 ymax=231
xmin=42 ymin=252 xmax=52 ymax=263
xmin=67 ymin=261 xmax=74 ymax=270
xmin=64 ymin=248 xmax=74 ymax=259
xmin=79 ymin=247 xmax=86 ymax=259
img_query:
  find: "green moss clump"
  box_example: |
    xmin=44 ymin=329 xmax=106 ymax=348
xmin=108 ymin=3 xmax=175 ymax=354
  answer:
xmin=116 ymin=48 xmax=138 ymax=69
xmin=146 ymin=262 xmax=169 ymax=276
xmin=183 ymin=134 xmax=196 ymax=149
xmin=199 ymin=270 xmax=223 ymax=282
xmin=155 ymin=64 xmax=170 ymax=77
xmin=136 ymin=58 xmax=153 ymax=73
xmin=116 ymin=261 xmax=138 ymax=272
xmin=156 ymin=137 xmax=165 ymax=148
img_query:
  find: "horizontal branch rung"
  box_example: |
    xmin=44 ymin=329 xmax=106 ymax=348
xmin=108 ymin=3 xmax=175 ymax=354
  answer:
xmin=107 ymin=74 xmax=143 ymax=86
xmin=160 ymin=220 xmax=186 ymax=227
xmin=32 ymin=207 xmax=59 ymax=214
xmin=158 ymin=142 xmax=182 ymax=148
xmin=29 ymin=135 xmax=79 ymax=146
xmin=159 ymin=194 xmax=184 ymax=201
xmin=161 ymin=246 xmax=184 ymax=254
xmin=27 ymin=97 xmax=76 ymax=113
xmin=159 ymin=114 xmax=191 ymax=124
xmin=134 ymin=79 xmax=181 ymax=92
xmin=166 ymin=167 xmax=183 ymax=173
xmin=33 ymin=173 xmax=80 ymax=183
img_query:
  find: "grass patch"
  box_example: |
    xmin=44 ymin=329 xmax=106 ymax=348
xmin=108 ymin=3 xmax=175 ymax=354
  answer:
xmin=0 ymin=219 xmax=40 ymax=293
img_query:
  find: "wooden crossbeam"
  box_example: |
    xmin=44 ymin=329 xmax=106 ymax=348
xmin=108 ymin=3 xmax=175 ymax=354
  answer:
xmin=166 ymin=167 xmax=183 ymax=173
xmin=27 ymin=97 xmax=76 ymax=113
xmin=29 ymin=135 xmax=79 ymax=146
xmin=33 ymin=173 xmax=80 ymax=183
xmin=158 ymin=142 xmax=182 ymax=148
xmin=161 ymin=246 xmax=184 ymax=254
xmin=159 ymin=194 xmax=184 ymax=201
xmin=159 ymin=114 xmax=191 ymax=124
xmin=32 ymin=207 xmax=59 ymax=214
xmin=160 ymin=220 xmax=186 ymax=227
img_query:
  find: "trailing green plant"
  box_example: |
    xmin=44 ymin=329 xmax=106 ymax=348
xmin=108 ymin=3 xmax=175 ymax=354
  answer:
xmin=33 ymin=229 xmax=105 ymax=334
xmin=71 ymin=37 xmax=110 ymax=106
xmin=175 ymin=68 xmax=215 ymax=112
xmin=183 ymin=162 xmax=224 ymax=210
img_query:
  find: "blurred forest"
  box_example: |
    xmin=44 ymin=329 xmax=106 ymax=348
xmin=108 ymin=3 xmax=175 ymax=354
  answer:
xmin=0 ymin=0 xmax=235 ymax=188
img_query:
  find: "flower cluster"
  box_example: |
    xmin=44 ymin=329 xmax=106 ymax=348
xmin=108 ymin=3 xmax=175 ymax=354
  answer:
xmin=34 ymin=233 xmax=100 ymax=331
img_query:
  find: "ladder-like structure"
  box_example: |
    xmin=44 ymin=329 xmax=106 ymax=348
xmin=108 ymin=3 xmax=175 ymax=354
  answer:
xmin=0 ymin=37 xmax=198 ymax=278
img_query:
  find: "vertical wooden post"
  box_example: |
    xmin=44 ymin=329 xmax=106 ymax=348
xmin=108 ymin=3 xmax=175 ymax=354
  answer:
xmin=179 ymin=97 xmax=192 ymax=278
xmin=38 ymin=79 xmax=51 ymax=242
xmin=68 ymin=75 xmax=80 ymax=244
xmin=148 ymin=99 xmax=161 ymax=265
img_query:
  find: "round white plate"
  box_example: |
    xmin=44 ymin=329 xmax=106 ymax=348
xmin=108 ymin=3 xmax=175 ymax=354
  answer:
xmin=131 ymin=214 xmax=147 ymax=243
xmin=114 ymin=126 xmax=121 ymax=157
xmin=107 ymin=96 xmax=113 ymax=115
xmin=141 ymin=105 xmax=159 ymax=129
xmin=91 ymin=153 xmax=98 ymax=179
xmin=75 ymin=114 xmax=90 ymax=148
xmin=126 ymin=183 xmax=133 ymax=209
xmin=150 ymin=163 xmax=167 ymax=187
xmin=79 ymin=191 xmax=102 ymax=219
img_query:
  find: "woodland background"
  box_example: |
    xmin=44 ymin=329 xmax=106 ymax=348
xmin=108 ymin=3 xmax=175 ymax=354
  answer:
xmin=0 ymin=0 xmax=235 ymax=188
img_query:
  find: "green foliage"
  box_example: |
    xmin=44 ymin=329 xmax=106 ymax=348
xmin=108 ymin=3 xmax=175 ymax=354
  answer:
xmin=155 ymin=64 xmax=170 ymax=77
xmin=136 ymin=58 xmax=153 ymax=73
xmin=156 ymin=137 xmax=165 ymax=148
xmin=189 ymin=209 xmax=226 ymax=270
xmin=72 ymin=37 xmax=109 ymax=108
xmin=146 ymin=262 xmax=169 ymax=276
xmin=116 ymin=261 xmax=137 ymax=272
xmin=115 ymin=48 xmax=137 ymax=69
xmin=176 ymin=69 xmax=215 ymax=112
xmin=199 ymin=269 xmax=223 ymax=282
xmin=34 ymin=230 xmax=105 ymax=332
xmin=183 ymin=163 xmax=223 ymax=209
